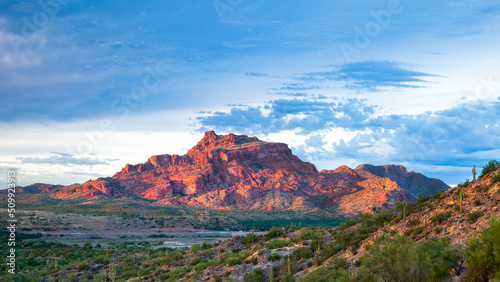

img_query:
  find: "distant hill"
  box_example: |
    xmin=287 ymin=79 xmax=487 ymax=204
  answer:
xmin=8 ymin=131 xmax=449 ymax=215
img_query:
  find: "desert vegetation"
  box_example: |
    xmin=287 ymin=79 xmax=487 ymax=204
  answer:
xmin=0 ymin=160 xmax=499 ymax=281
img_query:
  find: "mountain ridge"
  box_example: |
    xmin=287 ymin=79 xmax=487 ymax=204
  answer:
xmin=7 ymin=131 xmax=449 ymax=215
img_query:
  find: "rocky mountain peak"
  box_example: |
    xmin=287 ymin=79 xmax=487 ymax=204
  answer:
xmin=186 ymin=131 xmax=262 ymax=155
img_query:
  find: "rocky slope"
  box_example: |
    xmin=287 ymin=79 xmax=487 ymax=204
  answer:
xmin=12 ymin=131 xmax=448 ymax=215
xmin=150 ymin=166 xmax=499 ymax=281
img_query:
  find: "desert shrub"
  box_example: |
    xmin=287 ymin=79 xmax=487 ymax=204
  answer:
xmin=404 ymin=226 xmax=424 ymax=238
xmin=225 ymin=256 xmax=242 ymax=266
xmin=373 ymin=209 xmax=394 ymax=227
xmin=189 ymin=256 xmax=202 ymax=266
xmin=358 ymin=235 xmax=459 ymax=281
xmin=297 ymin=266 xmax=351 ymax=282
xmin=474 ymin=199 xmax=482 ymax=206
xmin=408 ymin=219 xmax=421 ymax=227
xmin=237 ymin=250 xmax=250 ymax=260
xmin=460 ymin=179 xmax=471 ymax=188
xmin=480 ymin=160 xmax=500 ymax=178
xmin=168 ymin=266 xmax=190 ymax=279
xmin=242 ymin=232 xmax=259 ymax=245
xmin=246 ymin=257 xmax=258 ymax=265
xmin=268 ymin=253 xmax=281 ymax=261
xmin=309 ymin=238 xmax=323 ymax=253
xmin=293 ymin=247 xmax=313 ymax=260
xmin=243 ymin=268 xmax=265 ymax=282
xmin=190 ymin=244 xmax=201 ymax=252
xmin=338 ymin=219 xmax=358 ymax=230
xmin=280 ymin=255 xmax=300 ymax=276
xmin=265 ymin=239 xmax=288 ymax=249
xmin=320 ymin=241 xmax=345 ymax=262
xmin=208 ymin=259 xmax=222 ymax=267
xmin=334 ymin=227 xmax=371 ymax=250
xmin=431 ymin=211 xmax=452 ymax=224
xmin=120 ymin=269 xmax=139 ymax=279
xmin=492 ymin=172 xmax=500 ymax=184
xmin=201 ymin=242 xmax=212 ymax=250
xmin=435 ymin=226 xmax=443 ymax=234
xmin=194 ymin=262 xmax=208 ymax=272
xmin=415 ymin=194 xmax=432 ymax=206
xmin=265 ymin=227 xmax=284 ymax=240
xmin=465 ymin=217 xmax=500 ymax=280
xmin=298 ymin=230 xmax=321 ymax=241
xmin=468 ymin=211 xmax=482 ymax=222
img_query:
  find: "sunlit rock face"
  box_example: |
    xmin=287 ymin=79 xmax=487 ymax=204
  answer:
xmin=26 ymin=131 xmax=448 ymax=214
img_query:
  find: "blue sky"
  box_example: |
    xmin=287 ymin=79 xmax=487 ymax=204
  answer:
xmin=1 ymin=0 xmax=499 ymax=187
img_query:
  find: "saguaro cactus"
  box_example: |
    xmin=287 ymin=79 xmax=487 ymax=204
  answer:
xmin=403 ymin=197 xmax=407 ymax=220
xmin=351 ymin=257 xmax=355 ymax=277
xmin=424 ymin=214 xmax=428 ymax=238
xmin=473 ymin=165 xmax=477 ymax=181
xmin=287 ymin=254 xmax=291 ymax=274
xmin=315 ymin=242 xmax=321 ymax=266
xmin=459 ymin=190 xmax=464 ymax=212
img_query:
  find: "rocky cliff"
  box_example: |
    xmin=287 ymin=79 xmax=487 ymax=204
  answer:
xmin=13 ymin=131 xmax=449 ymax=215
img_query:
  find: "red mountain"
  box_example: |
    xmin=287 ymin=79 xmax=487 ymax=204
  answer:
xmin=14 ymin=131 xmax=449 ymax=215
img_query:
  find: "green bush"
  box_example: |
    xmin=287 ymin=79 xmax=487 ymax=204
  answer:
xmin=338 ymin=219 xmax=359 ymax=230
xmin=243 ymin=268 xmax=265 ymax=282
xmin=280 ymin=255 xmax=300 ymax=276
xmin=293 ymin=247 xmax=314 ymax=260
xmin=467 ymin=211 xmax=482 ymax=222
xmin=320 ymin=241 xmax=345 ymax=262
xmin=373 ymin=209 xmax=394 ymax=227
xmin=189 ymin=256 xmax=202 ymax=266
xmin=208 ymin=259 xmax=222 ymax=267
xmin=201 ymin=242 xmax=212 ymax=250
xmin=358 ymin=235 xmax=459 ymax=281
xmin=168 ymin=266 xmax=190 ymax=279
xmin=297 ymin=266 xmax=351 ymax=282
xmin=460 ymin=179 xmax=471 ymax=188
xmin=265 ymin=227 xmax=284 ymax=240
xmin=264 ymin=239 xmax=288 ymax=249
xmin=431 ymin=211 xmax=452 ymax=224
xmin=492 ymin=172 xmax=500 ymax=184
xmin=225 ymin=256 xmax=243 ymax=266
xmin=480 ymin=160 xmax=500 ymax=178
xmin=465 ymin=218 xmax=500 ymax=280
xmin=194 ymin=262 xmax=208 ymax=272
xmin=268 ymin=253 xmax=281 ymax=261
xmin=297 ymin=230 xmax=321 ymax=241
xmin=242 ymin=232 xmax=259 ymax=245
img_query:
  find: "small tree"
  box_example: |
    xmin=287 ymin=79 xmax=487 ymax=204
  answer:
xmin=480 ymin=160 xmax=500 ymax=178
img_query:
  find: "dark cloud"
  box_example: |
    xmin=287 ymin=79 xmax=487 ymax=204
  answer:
xmin=336 ymin=61 xmax=439 ymax=91
xmin=289 ymin=60 xmax=439 ymax=92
